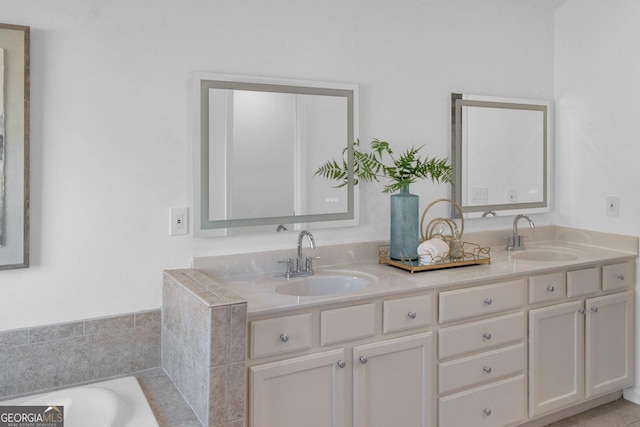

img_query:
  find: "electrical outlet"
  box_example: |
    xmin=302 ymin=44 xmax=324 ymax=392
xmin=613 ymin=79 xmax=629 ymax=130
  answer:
xmin=170 ymin=207 xmax=189 ymax=235
xmin=606 ymin=196 xmax=620 ymax=217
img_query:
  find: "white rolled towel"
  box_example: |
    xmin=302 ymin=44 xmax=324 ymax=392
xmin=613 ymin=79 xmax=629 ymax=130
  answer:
xmin=417 ymin=238 xmax=450 ymax=259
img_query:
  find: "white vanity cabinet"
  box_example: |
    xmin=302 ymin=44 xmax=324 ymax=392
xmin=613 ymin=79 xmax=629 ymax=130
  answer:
xmin=248 ymin=297 xmax=435 ymax=427
xmin=529 ymin=300 xmax=584 ymax=416
xmin=437 ymin=278 xmax=527 ymax=427
xmin=529 ymin=263 xmax=635 ymax=418
xmin=243 ymin=259 xmax=635 ymax=427
xmin=249 ymin=348 xmax=348 ymax=427
xmin=585 ymin=291 xmax=634 ymax=397
xmin=352 ymin=333 xmax=433 ymax=427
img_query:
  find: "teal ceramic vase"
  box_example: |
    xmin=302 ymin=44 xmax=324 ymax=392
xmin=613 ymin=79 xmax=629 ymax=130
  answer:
xmin=390 ymin=185 xmax=419 ymax=260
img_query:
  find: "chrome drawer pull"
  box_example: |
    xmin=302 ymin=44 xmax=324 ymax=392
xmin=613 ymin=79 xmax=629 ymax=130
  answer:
xmin=407 ymin=311 xmax=417 ymax=319
xmin=591 ymin=307 xmax=598 ymax=313
xmin=617 ymin=274 xmax=625 ymax=280
xmin=484 ymin=298 xmax=493 ymax=305
xmin=483 ymin=408 xmax=492 ymax=416
xmin=546 ymin=285 xmax=555 ymax=292
xmin=483 ymin=332 xmax=492 ymax=340
xmin=280 ymin=333 xmax=289 ymax=343
xmin=483 ymin=366 xmax=492 ymax=374
xmin=337 ymin=360 xmax=346 ymax=368
xmin=359 ymin=356 xmax=368 ymax=364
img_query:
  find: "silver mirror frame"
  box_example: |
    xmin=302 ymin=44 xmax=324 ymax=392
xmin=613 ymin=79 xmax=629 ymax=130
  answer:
xmin=192 ymin=73 xmax=359 ymax=237
xmin=0 ymin=23 xmax=29 ymax=270
xmin=451 ymin=93 xmax=551 ymax=219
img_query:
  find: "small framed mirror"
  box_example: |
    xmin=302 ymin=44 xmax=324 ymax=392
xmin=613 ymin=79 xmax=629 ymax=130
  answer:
xmin=0 ymin=23 xmax=29 ymax=270
xmin=451 ymin=93 xmax=550 ymax=218
xmin=193 ymin=73 xmax=359 ymax=237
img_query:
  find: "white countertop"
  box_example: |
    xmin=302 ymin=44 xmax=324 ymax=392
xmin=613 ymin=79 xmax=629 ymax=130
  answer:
xmin=199 ymin=236 xmax=637 ymax=316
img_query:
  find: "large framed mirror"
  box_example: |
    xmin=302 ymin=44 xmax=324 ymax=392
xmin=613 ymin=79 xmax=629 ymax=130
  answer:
xmin=451 ymin=93 xmax=550 ymax=218
xmin=193 ymin=73 xmax=359 ymax=237
xmin=0 ymin=24 xmax=29 ymax=270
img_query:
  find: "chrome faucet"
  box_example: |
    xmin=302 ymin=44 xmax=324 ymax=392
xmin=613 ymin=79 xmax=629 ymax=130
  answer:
xmin=279 ymin=230 xmax=317 ymax=278
xmin=506 ymin=214 xmax=535 ymax=251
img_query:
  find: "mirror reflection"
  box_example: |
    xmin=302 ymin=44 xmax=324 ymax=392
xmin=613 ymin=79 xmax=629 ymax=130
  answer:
xmin=194 ymin=74 xmax=358 ymax=236
xmin=451 ymin=93 xmax=550 ymax=218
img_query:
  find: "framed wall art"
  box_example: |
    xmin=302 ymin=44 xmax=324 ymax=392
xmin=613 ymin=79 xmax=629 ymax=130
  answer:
xmin=0 ymin=23 xmax=29 ymax=270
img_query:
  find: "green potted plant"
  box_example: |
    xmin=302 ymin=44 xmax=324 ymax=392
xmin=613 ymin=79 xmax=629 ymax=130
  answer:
xmin=315 ymin=138 xmax=452 ymax=260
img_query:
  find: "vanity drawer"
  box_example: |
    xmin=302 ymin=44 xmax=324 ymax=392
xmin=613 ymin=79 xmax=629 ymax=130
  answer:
xmin=438 ymin=312 xmax=525 ymax=359
xmin=438 ymin=375 xmax=525 ymax=427
xmin=603 ymin=262 xmax=635 ymax=291
xmin=438 ymin=344 xmax=525 ymax=394
xmin=439 ymin=279 xmax=525 ymax=323
xmin=321 ymin=303 xmax=375 ymax=346
xmin=529 ymin=272 xmax=566 ymax=304
xmin=250 ymin=313 xmax=312 ymax=358
xmin=383 ymin=294 xmax=431 ymax=333
xmin=567 ymin=267 xmax=600 ymax=298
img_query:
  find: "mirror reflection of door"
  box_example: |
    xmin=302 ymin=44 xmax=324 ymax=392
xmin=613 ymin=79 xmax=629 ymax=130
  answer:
xmin=208 ymin=88 xmax=348 ymax=222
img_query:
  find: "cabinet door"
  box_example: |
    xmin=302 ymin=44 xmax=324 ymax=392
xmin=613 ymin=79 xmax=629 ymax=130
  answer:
xmin=249 ymin=348 xmax=347 ymax=427
xmin=529 ymin=301 xmax=584 ymax=418
xmin=586 ymin=291 xmax=635 ymax=398
xmin=353 ymin=332 xmax=434 ymax=427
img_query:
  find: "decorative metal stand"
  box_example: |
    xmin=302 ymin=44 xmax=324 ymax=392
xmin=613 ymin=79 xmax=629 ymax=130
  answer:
xmin=378 ymin=198 xmax=491 ymax=273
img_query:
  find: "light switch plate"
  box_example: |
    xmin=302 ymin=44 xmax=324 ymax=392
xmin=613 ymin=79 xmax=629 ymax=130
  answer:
xmin=606 ymin=196 xmax=619 ymax=217
xmin=170 ymin=207 xmax=189 ymax=235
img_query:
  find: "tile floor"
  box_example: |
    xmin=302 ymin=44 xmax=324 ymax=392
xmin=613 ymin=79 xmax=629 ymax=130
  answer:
xmin=548 ymin=399 xmax=640 ymax=426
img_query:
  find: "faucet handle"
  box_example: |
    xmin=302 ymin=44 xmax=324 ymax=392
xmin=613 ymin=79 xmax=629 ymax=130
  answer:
xmin=278 ymin=258 xmax=294 ymax=274
xmin=506 ymin=235 xmax=524 ymax=251
xmin=305 ymin=256 xmax=320 ymax=272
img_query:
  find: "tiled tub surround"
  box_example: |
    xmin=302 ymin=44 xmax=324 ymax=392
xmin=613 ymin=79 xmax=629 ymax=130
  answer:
xmin=189 ymin=225 xmax=639 ymax=427
xmin=162 ymin=269 xmax=247 ymax=427
xmin=0 ymin=309 xmax=161 ymax=399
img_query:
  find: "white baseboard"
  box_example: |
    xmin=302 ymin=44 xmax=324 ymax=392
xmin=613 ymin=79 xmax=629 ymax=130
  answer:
xmin=623 ymin=386 xmax=640 ymax=405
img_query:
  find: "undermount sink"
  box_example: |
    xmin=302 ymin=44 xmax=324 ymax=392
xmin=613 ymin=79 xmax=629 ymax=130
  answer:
xmin=511 ymin=246 xmax=584 ymax=262
xmin=274 ymin=273 xmax=371 ymax=297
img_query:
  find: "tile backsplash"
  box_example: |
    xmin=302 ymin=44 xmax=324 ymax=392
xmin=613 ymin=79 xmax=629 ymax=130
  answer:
xmin=0 ymin=309 xmax=161 ymax=399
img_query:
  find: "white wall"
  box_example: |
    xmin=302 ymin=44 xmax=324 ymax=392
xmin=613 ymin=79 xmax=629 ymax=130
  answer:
xmin=0 ymin=0 xmax=557 ymax=330
xmin=553 ymin=0 xmax=640 ymax=402
xmin=554 ymin=0 xmax=640 ymax=233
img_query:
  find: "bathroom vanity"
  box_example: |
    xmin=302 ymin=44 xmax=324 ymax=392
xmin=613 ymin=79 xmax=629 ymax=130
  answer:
xmin=169 ymin=226 xmax=637 ymax=427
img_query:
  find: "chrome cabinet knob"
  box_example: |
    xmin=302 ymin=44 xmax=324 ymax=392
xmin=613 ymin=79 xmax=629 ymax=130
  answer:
xmin=578 ymin=308 xmax=586 ymax=314
xmin=546 ymin=285 xmax=555 ymax=292
xmin=484 ymin=298 xmax=493 ymax=305
xmin=359 ymin=356 xmax=368 ymax=364
xmin=483 ymin=366 xmax=492 ymax=374
xmin=591 ymin=307 xmax=598 ymax=313
xmin=617 ymin=274 xmax=625 ymax=280
xmin=337 ymin=360 xmax=346 ymax=368
xmin=407 ymin=311 xmax=417 ymax=319
xmin=280 ymin=333 xmax=289 ymax=343
xmin=483 ymin=408 xmax=492 ymax=416
xmin=483 ymin=332 xmax=492 ymax=340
